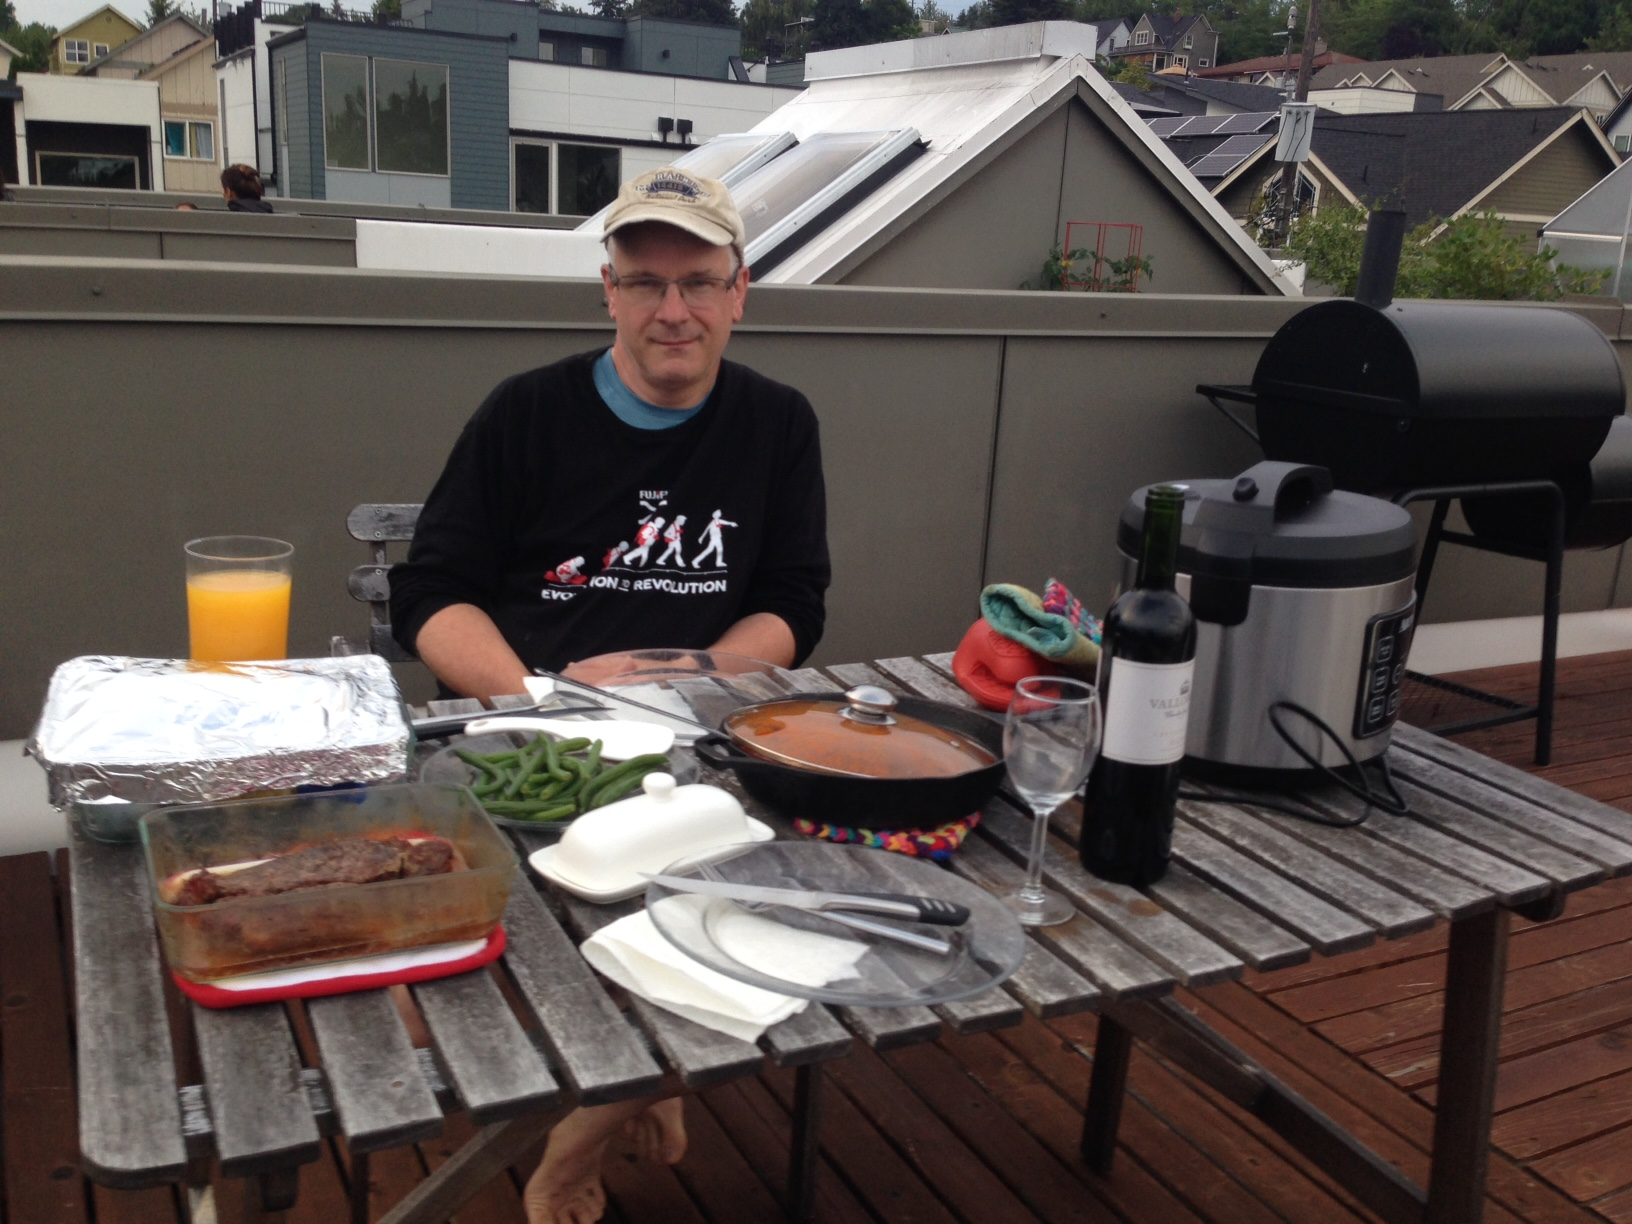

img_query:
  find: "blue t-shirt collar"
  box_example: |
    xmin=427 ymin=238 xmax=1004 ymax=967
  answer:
xmin=594 ymin=349 xmax=711 ymax=431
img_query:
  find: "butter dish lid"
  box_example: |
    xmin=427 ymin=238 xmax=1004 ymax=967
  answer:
xmin=531 ymin=774 xmax=773 ymax=902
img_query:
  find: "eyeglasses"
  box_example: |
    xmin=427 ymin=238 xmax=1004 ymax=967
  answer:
xmin=607 ymin=268 xmax=741 ymax=308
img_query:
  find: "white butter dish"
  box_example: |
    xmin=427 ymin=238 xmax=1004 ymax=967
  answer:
xmin=530 ymin=773 xmax=774 ymax=902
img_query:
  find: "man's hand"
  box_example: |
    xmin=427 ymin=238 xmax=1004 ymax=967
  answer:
xmin=708 ymin=612 xmax=797 ymax=668
xmin=414 ymin=604 xmax=531 ymax=701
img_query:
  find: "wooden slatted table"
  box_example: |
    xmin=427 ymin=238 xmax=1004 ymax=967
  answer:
xmin=70 ymin=654 xmax=1632 ymax=1224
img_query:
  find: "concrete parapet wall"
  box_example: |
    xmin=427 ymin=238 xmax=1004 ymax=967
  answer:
xmin=0 ymin=255 xmax=1627 ymax=737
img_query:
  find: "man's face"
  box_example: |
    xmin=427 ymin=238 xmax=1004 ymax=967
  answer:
xmin=602 ymin=224 xmax=748 ymax=404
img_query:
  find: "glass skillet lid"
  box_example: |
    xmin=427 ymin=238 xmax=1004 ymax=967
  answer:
xmin=722 ymin=686 xmax=997 ymax=780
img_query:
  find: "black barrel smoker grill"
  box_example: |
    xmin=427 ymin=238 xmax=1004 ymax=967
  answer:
xmin=1201 ymin=214 xmax=1632 ymax=764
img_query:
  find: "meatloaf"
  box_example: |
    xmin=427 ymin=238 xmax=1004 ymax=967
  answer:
xmin=169 ymin=835 xmax=454 ymax=906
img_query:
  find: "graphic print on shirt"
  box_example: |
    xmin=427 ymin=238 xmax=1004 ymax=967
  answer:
xmin=656 ymin=515 xmax=688 ymax=567
xmin=582 ymin=490 xmax=733 ymax=597
xmin=692 ymin=510 xmax=737 ymax=569
xmin=545 ymin=556 xmax=588 ymax=585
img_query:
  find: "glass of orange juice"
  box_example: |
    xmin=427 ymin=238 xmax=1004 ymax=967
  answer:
xmin=185 ymin=537 xmax=294 ymax=662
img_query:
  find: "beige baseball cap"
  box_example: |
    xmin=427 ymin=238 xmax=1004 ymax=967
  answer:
xmin=602 ymin=167 xmax=746 ymax=249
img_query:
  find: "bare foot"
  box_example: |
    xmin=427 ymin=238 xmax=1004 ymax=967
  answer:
xmin=524 ymin=1098 xmax=684 ymax=1224
xmin=619 ymin=1097 xmax=687 ymax=1165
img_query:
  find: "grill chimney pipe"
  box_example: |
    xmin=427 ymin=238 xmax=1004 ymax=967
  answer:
xmin=1355 ymin=208 xmax=1407 ymax=309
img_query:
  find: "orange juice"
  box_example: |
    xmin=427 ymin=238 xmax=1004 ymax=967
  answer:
xmin=187 ymin=570 xmax=292 ymax=661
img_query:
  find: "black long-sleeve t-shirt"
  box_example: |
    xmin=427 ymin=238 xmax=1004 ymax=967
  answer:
xmin=390 ymin=350 xmax=830 ymax=672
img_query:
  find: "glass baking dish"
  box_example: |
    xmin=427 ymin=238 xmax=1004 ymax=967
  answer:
xmin=140 ymin=783 xmax=517 ymax=982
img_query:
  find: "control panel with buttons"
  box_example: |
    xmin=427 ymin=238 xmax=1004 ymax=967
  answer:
xmin=1353 ymin=600 xmax=1417 ymax=739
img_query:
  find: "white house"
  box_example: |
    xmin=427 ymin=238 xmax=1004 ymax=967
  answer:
xmin=11 ymin=71 xmax=165 ymax=190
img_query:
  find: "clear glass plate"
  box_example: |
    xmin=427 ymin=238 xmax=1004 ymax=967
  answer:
xmin=644 ymin=842 xmax=1026 ymax=1007
xmin=419 ymin=729 xmax=697 ymax=833
xmin=558 ymin=650 xmax=808 ymax=742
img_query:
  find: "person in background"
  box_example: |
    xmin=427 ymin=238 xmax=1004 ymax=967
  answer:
xmin=220 ymin=164 xmax=274 ymax=214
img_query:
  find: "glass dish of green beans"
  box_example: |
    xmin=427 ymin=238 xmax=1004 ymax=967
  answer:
xmin=419 ymin=729 xmax=698 ymax=831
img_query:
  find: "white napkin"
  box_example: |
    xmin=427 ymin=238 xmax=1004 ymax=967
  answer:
xmin=580 ymin=896 xmax=868 ymax=1042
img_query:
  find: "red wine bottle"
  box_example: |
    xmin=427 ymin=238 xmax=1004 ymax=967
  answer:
xmin=1081 ymin=484 xmax=1197 ymax=886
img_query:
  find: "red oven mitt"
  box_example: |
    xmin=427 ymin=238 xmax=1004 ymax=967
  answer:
xmin=951 ymin=619 xmax=1061 ymax=712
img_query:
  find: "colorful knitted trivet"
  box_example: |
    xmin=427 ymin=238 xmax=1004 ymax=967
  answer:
xmin=791 ymin=812 xmax=981 ymax=861
xmin=1043 ymin=577 xmax=1102 ymax=645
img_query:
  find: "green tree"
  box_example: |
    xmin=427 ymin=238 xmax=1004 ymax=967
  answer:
xmin=1282 ymin=203 xmax=1605 ymax=300
xmin=917 ymin=0 xmax=951 ymax=32
xmin=1097 ymin=55 xmax=1152 ymax=88
xmin=1589 ymin=0 xmax=1632 ymax=48
xmin=371 ymin=0 xmax=402 ymax=19
xmin=741 ymin=0 xmax=810 ymax=56
xmin=631 ymin=0 xmax=736 ymax=22
xmin=146 ymin=0 xmax=175 ymax=22
xmin=810 ymin=0 xmax=916 ymax=48
xmin=4 ymin=21 xmax=55 ymax=73
xmin=991 ymin=0 xmax=1071 ymax=23
xmin=588 ymin=0 xmax=629 ymax=14
xmin=957 ymin=0 xmax=999 ymax=26
xmin=0 ymin=0 xmax=15 ymax=28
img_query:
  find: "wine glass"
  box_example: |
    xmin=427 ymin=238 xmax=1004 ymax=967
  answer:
xmin=1001 ymin=676 xmax=1100 ymax=927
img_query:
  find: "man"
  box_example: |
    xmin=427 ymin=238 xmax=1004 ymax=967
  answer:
xmin=390 ymin=167 xmax=829 ymax=697
xmin=389 ymin=168 xmax=830 ymax=1224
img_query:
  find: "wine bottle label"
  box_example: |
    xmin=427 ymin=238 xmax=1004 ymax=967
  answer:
xmin=1101 ymin=658 xmax=1195 ymax=765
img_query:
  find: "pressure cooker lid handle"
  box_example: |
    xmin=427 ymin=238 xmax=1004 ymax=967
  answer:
xmin=1230 ymin=461 xmax=1334 ymax=521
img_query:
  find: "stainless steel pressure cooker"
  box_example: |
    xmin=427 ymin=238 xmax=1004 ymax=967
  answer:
xmin=1116 ymin=461 xmax=1419 ymax=782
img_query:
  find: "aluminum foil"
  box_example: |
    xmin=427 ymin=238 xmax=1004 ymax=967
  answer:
xmin=30 ymin=656 xmax=411 ymax=807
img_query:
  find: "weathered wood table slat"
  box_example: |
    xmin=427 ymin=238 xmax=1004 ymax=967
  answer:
xmin=71 ymin=652 xmax=1632 ymax=1224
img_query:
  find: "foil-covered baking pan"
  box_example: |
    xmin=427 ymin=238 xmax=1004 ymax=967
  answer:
xmin=31 ymin=656 xmax=411 ymax=810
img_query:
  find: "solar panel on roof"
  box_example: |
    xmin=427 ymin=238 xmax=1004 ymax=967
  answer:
xmin=1148 ymin=117 xmax=1186 ymax=135
xmin=1212 ymin=133 xmax=1274 ymax=155
xmin=1181 ymin=115 xmax=1232 ymax=135
xmin=1216 ymin=111 xmax=1279 ymax=134
xmin=1188 ymin=152 xmax=1255 ymax=178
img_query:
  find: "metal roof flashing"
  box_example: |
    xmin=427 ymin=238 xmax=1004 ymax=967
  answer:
xmin=803 ymin=20 xmax=1100 ymax=82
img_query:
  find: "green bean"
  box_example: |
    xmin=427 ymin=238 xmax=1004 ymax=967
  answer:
xmin=553 ymin=737 xmax=593 ymax=754
xmin=579 ymin=753 xmax=670 ymax=807
xmin=586 ymin=764 xmax=664 ymax=809
xmin=504 ymin=736 xmax=549 ymax=800
xmin=584 ymin=740 xmax=603 ymax=779
xmin=527 ymin=802 xmax=579 ymax=822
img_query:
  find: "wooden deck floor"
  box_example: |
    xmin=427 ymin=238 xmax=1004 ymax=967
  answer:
xmin=4 ymin=653 xmax=1631 ymax=1224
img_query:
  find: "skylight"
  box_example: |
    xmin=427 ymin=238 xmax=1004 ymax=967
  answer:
xmin=733 ymin=128 xmax=923 ymax=269
xmin=576 ymin=132 xmax=797 ymax=232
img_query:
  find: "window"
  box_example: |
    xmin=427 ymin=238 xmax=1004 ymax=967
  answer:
xmin=1175 ymin=55 xmax=1187 ymax=68
xmin=36 ymin=152 xmax=138 ymax=189
xmin=1199 ymin=58 xmax=1209 ymax=66
xmin=556 ymin=142 xmax=619 ymax=214
xmin=274 ymin=57 xmax=288 ymax=146
xmin=323 ymin=53 xmax=450 ymax=177
xmin=373 ymin=58 xmax=448 ymax=175
xmin=93 ymin=42 xmax=109 ymax=57
xmin=539 ymin=40 xmax=554 ymax=61
xmin=1134 ymin=30 xmax=1150 ymax=44
xmin=63 ymin=39 xmax=89 ymax=63
xmin=513 ymin=140 xmax=550 ymax=212
xmin=322 ymin=53 xmax=371 ymax=170
xmin=1618 ymin=134 xmax=1632 ymax=153
xmin=164 ymin=120 xmax=217 ymax=160
xmin=1183 ymin=33 xmax=1192 ymax=47
xmin=580 ymin=45 xmax=608 ymax=67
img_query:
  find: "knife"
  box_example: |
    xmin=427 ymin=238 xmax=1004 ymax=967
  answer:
xmin=641 ymin=874 xmax=972 ymax=926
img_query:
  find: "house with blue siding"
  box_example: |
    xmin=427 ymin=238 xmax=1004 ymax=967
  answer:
xmin=221 ymin=0 xmax=799 ymax=214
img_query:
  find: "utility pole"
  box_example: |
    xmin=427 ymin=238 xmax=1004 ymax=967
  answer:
xmin=1277 ymin=0 xmax=1320 ymax=244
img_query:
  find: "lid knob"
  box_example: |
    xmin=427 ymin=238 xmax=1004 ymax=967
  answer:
xmin=840 ymin=685 xmax=897 ymax=726
xmin=1233 ymin=476 xmax=1259 ymax=502
xmin=642 ymin=773 xmax=677 ymax=801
